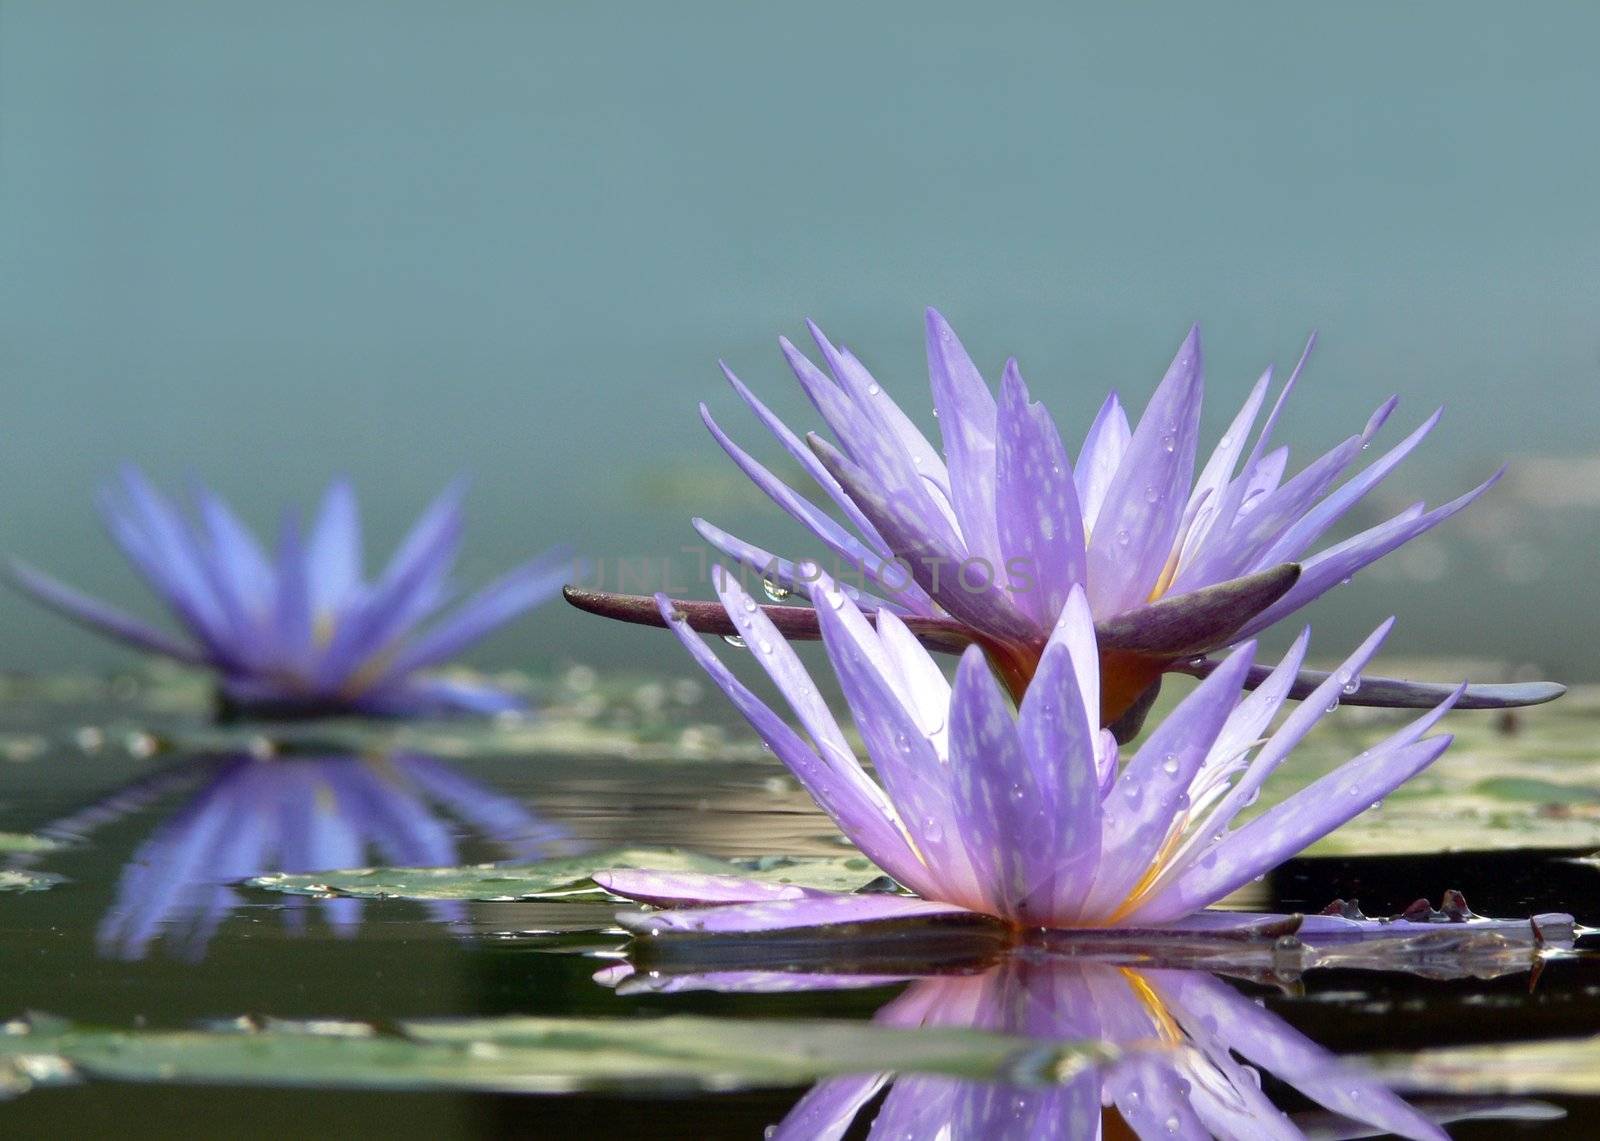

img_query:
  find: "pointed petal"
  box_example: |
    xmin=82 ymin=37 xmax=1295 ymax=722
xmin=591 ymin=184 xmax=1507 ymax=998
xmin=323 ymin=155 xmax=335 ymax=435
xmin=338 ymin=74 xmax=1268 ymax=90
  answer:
xmin=7 ymin=559 xmax=208 ymax=664
xmin=1074 ymin=392 xmax=1131 ymax=532
xmin=720 ymin=362 xmax=894 ymax=551
xmin=1084 ymin=642 xmax=1256 ymax=919
xmin=925 ymin=309 xmax=1002 ymax=566
xmin=381 ymin=546 xmax=570 ymax=676
xmin=945 ymin=647 xmax=1043 ymax=919
xmin=1231 ymin=469 xmax=1503 ymax=638
xmin=1152 ymin=734 xmax=1455 ymax=918
xmin=994 ymin=359 xmax=1085 ymax=627
xmin=306 ymin=478 xmax=362 ymax=617
xmin=701 ymin=402 xmax=929 ymax=608
xmin=1015 ymin=601 xmax=1103 ymax=919
xmin=1094 ymin=562 xmax=1300 ymax=656
xmin=810 ymin=434 xmax=1038 ymax=643
xmin=1086 ymin=327 xmax=1203 ymax=615
xmin=654 ymin=593 xmax=928 ymax=888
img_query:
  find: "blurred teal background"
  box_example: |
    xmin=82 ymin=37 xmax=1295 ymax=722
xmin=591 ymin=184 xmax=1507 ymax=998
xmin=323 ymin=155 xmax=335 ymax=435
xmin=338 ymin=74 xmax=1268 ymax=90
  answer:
xmin=2 ymin=2 xmax=1596 ymax=678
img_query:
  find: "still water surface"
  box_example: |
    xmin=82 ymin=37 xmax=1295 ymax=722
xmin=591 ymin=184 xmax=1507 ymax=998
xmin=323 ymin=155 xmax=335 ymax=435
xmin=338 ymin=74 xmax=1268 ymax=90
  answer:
xmin=0 ymin=672 xmax=1594 ymax=1138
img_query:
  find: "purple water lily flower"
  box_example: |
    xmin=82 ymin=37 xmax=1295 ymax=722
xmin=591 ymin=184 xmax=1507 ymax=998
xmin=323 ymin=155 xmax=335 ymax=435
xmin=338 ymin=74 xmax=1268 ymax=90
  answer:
xmin=595 ymin=568 xmax=1573 ymax=940
xmin=566 ymin=310 xmax=1562 ymax=738
xmin=9 ymin=468 xmax=572 ymax=717
xmin=603 ymin=957 xmax=1558 ymax=1140
xmin=29 ymin=750 xmax=574 ymax=961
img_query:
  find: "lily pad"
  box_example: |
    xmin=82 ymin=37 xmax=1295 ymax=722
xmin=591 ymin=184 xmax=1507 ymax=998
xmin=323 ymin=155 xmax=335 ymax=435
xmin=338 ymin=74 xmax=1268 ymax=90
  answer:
xmin=0 ymin=870 xmax=64 ymax=893
xmin=1361 ymin=1034 xmax=1600 ymax=1095
xmin=246 ymin=849 xmax=887 ymax=903
xmin=0 ymin=833 xmax=59 ymax=855
xmin=0 ymin=1012 xmax=1114 ymax=1098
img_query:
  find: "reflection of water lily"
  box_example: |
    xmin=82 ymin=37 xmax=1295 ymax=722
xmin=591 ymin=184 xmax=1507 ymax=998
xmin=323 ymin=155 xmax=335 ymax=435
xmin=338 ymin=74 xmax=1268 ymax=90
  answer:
xmin=41 ymin=751 xmax=573 ymax=961
xmin=597 ymin=570 xmax=1570 ymax=942
xmin=568 ymin=310 xmax=1562 ymax=737
xmin=10 ymin=469 xmax=570 ymax=717
xmin=604 ymin=956 xmax=1546 ymax=1140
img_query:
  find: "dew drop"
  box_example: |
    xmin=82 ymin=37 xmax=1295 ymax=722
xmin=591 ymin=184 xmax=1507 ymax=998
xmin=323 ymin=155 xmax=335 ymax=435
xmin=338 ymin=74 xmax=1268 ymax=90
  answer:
xmin=1339 ymin=576 xmax=1353 ymax=586
xmin=1161 ymin=753 xmax=1180 ymax=775
xmin=1116 ymin=529 xmax=1131 ymax=546
xmin=1325 ymin=697 xmax=1340 ymax=713
xmin=761 ymin=577 xmax=792 ymax=602
xmin=867 ymin=382 xmax=881 ymax=395
xmin=1160 ymin=433 xmax=1176 ymax=453
xmin=758 ymin=639 xmax=774 ymax=655
xmin=1009 ymin=784 xmax=1027 ymax=804
xmin=825 ymin=588 xmax=847 ymax=610
xmin=742 ymin=597 xmax=758 ymax=613
xmin=1370 ymin=799 xmax=1384 ymax=811
xmin=921 ymin=816 xmax=944 ymax=843
xmin=1144 ymin=485 xmax=1159 ymax=503
xmin=1342 ymin=675 xmax=1361 ymax=696
xmin=1165 ymin=1114 xmax=1180 ymax=1133
xmin=721 ymin=634 xmax=747 ymax=649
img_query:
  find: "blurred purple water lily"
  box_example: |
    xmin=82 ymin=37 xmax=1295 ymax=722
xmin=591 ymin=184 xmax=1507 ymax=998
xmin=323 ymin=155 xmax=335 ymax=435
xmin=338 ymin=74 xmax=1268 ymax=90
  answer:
xmin=9 ymin=468 xmax=571 ymax=717
xmin=567 ymin=310 xmax=1562 ymax=737
xmin=27 ymin=750 xmax=574 ymax=961
xmin=594 ymin=569 xmax=1574 ymax=939
xmin=601 ymin=957 xmax=1558 ymax=1140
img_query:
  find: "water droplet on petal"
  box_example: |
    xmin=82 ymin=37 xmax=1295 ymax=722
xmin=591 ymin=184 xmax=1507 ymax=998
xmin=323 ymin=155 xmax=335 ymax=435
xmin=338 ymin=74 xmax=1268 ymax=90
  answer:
xmin=758 ymin=639 xmax=773 ymax=655
xmin=761 ymin=576 xmax=792 ymax=602
xmin=1339 ymin=576 xmax=1353 ymax=586
xmin=1325 ymin=697 xmax=1340 ymax=713
xmin=1370 ymin=799 xmax=1384 ymax=811
xmin=1160 ymin=433 xmax=1176 ymax=453
xmin=1144 ymin=485 xmax=1159 ymax=503
xmin=721 ymin=634 xmax=747 ymax=649
xmin=1342 ymin=675 xmax=1361 ymax=695
xmin=1161 ymin=753 xmax=1180 ymax=775
xmin=1116 ymin=529 xmax=1131 ymax=546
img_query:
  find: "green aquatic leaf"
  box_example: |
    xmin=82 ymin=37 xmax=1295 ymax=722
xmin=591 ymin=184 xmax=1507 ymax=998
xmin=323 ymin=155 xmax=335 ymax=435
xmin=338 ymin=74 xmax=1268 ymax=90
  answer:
xmin=1361 ymin=1034 xmax=1600 ymax=1095
xmin=0 ymin=833 xmax=60 ymax=855
xmin=0 ymin=870 xmax=64 ymax=893
xmin=246 ymin=849 xmax=888 ymax=903
xmin=0 ymin=1013 xmax=1115 ymax=1098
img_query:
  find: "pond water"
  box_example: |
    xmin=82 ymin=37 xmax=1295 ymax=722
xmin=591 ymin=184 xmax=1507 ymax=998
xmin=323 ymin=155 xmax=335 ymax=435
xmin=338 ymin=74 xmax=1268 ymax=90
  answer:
xmin=0 ymin=666 xmax=1595 ymax=1138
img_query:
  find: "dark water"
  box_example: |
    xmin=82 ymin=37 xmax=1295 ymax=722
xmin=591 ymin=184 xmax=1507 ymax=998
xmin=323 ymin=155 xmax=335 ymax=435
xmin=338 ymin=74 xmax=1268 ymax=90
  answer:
xmin=0 ymin=710 xmax=1595 ymax=1139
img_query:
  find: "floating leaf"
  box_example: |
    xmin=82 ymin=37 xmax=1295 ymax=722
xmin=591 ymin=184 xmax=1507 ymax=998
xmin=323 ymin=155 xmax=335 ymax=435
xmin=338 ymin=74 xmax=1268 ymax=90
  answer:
xmin=0 ymin=833 xmax=60 ymax=855
xmin=1361 ymin=1034 xmax=1600 ymax=1095
xmin=0 ymin=1012 xmax=1114 ymax=1098
xmin=246 ymin=849 xmax=887 ymax=903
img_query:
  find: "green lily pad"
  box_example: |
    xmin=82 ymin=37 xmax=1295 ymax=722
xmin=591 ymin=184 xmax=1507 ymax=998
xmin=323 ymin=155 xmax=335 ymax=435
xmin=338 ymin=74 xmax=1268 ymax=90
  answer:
xmin=0 ymin=870 xmax=64 ymax=893
xmin=0 ymin=1012 xmax=1114 ymax=1097
xmin=246 ymin=849 xmax=886 ymax=903
xmin=1361 ymin=1034 xmax=1600 ymax=1095
xmin=0 ymin=833 xmax=60 ymax=855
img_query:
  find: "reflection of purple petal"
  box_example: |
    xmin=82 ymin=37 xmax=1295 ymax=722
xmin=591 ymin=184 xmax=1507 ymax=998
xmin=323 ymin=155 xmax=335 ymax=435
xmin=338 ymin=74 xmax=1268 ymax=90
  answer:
xmin=1152 ymin=970 xmax=1447 ymax=1141
xmin=616 ymin=893 xmax=977 ymax=936
xmin=770 ymin=1073 xmax=890 ymax=1141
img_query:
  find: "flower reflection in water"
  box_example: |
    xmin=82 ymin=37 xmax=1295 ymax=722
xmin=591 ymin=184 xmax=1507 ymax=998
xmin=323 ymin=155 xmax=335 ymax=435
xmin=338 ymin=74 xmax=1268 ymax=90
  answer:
xmin=37 ymin=751 xmax=575 ymax=961
xmin=601 ymin=954 xmax=1560 ymax=1140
